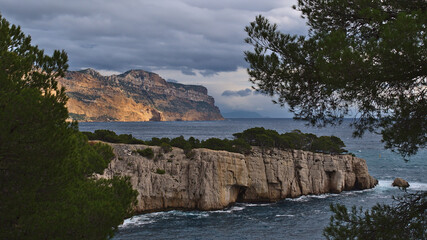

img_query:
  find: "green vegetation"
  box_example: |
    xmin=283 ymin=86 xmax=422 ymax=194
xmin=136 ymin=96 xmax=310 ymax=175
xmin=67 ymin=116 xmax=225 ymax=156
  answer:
xmin=135 ymin=148 xmax=154 ymax=159
xmin=160 ymin=142 xmax=173 ymax=153
xmin=233 ymin=127 xmax=346 ymax=154
xmin=324 ymin=192 xmax=426 ymax=239
xmin=88 ymin=142 xmax=116 ymax=173
xmin=244 ymin=0 xmax=426 ymax=238
xmin=83 ymin=129 xmax=145 ymax=144
xmin=155 ymin=168 xmax=166 ymax=174
xmin=86 ymin=127 xmax=347 ymax=155
xmin=0 ymin=15 xmax=137 ymax=239
xmin=245 ymin=1 xmax=426 ymax=158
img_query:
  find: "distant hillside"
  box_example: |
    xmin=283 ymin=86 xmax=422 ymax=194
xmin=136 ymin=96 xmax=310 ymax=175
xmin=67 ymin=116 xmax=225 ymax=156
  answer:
xmin=223 ymin=111 xmax=264 ymax=118
xmin=58 ymin=69 xmax=224 ymax=122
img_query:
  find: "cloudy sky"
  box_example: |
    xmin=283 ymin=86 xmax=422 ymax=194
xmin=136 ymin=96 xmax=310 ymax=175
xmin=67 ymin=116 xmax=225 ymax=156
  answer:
xmin=1 ymin=0 xmax=308 ymax=117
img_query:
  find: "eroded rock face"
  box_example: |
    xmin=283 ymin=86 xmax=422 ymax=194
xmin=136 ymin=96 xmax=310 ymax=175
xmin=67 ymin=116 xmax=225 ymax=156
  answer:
xmin=58 ymin=69 xmax=224 ymax=122
xmin=99 ymin=144 xmax=378 ymax=213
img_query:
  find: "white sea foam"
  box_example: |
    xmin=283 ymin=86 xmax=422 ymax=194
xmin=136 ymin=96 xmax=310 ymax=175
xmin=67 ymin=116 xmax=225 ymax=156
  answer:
xmin=286 ymin=196 xmax=309 ymax=202
xmin=211 ymin=205 xmax=246 ymax=213
xmin=243 ymin=203 xmax=272 ymax=207
xmin=407 ymin=182 xmax=427 ymax=191
xmin=275 ymin=214 xmax=295 ymax=217
xmin=375 ymin=180 xmax=427 ymax=191
xmin=120 ymin=215 xmax=156 ymax=228
xmin=169 ymin=211 xmax=210 ymax=218
xmin=285 ymin=192 xmax=344 ymax=202
xmin=119 ymin=210 xmax=209 ymax=229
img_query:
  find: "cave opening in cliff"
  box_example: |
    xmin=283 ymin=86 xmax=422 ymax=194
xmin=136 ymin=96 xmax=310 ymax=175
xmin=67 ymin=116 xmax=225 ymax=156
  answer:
xmin=236 ymin=186 xmax=248 ymax=202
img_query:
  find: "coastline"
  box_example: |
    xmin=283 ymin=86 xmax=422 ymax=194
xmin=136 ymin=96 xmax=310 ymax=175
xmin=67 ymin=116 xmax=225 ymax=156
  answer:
xmin=99 ymin=143 xmax=378 ymax=213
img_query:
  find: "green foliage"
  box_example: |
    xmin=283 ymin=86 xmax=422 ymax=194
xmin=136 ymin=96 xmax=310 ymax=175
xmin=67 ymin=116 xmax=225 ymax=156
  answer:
xmin=141 ymin=137 xmax=171 ymax=147
xmin=82 ymin=129 xmax=145 ymax=144
xmin=231 ymin=138 xmax=252 ymax=154
xmin=160 ymin=142 xmax=173 ymax=153
xmin=0 ymin=15 xmax=137 ymax=239
xmin=188 ymin=136 xmax=201 ymax=148
xmin=136 ymin=148 xmax=154 ymax=159
xmin=324 ymin=192 xmax=426 ymax=239
xmin=88 ymin=142 xmax=115 ymax=173
xmin=170 ymin=135 xmax=192 ymax=151
xmin=233 ymin=127 xmax=346 ymax=154
xmin=84 ymin=128 xmax=347 ymax=155
xmin=201 ymin=138 xmax=233 ymax=151
xmin=156 ymin=168 xmax=166 ymax=174
xmin=245 ymin=1 xmax=427 ymax=157
xmin=185 ymin=149 xmax=196 ymax=159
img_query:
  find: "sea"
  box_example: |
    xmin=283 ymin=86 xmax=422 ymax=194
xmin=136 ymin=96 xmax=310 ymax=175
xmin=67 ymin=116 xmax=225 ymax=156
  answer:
xmin=79 ymin=118 xmax=427 ymax=240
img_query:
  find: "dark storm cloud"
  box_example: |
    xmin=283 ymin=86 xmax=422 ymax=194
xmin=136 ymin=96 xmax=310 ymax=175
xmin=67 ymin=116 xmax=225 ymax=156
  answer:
xmin=222 ymin=88 xmax=252 ymax=97
xmin=0 ymin=0 xmax=306 ymax=73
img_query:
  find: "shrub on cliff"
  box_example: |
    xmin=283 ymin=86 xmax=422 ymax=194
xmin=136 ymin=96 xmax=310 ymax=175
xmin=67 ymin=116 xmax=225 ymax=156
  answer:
xmin=0 ymin=15 xmax=137 ymax=239
xmin=232 ymin=127 xmax=347 ymax=154
xmin=83 ymin=129 xmax=145 ymax=144
xmin=156 ymin=168 xmax=166 ymax=174
xmin=201 ymin=138 xmax=233 ymax=151
xmin=170 ymin=136 xmax=192 ymax=150
xmin=160 ymin=142 xmax=173 ymax=153
xmin=136 ymin=148 xmax=154 ymax=159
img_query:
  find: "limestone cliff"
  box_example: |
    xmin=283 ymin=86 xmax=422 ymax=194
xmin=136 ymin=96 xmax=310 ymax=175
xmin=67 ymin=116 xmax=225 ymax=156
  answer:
xmin=99 ymin=144 xmax=378 ymax=212
xmin=58 ymin=69 xmax=224 ymax=122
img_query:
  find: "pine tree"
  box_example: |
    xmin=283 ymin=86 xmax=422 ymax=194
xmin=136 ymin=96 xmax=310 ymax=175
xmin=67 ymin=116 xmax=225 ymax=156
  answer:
xmin=0 ymin=14 xmax=137 ymax=239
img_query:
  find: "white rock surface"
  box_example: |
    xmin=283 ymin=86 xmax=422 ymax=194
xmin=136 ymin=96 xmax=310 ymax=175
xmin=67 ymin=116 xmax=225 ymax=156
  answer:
xmin=99 ymin=144 xmax=378 ymax=212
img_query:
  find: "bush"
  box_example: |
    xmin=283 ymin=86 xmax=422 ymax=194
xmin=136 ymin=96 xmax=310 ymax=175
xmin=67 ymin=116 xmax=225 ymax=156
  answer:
xmin=231 ymin=138 xmax=252 ymax=154
xmin=90 ymin=142 xmax=115 ymax=162
xmin=85 ymin=128 xmax=347 ymax=156
xmin=156 ymin=169 xmax=166 ymax=174
xmin=170 ymin=136 xmax=191 ymax=150
xmin=188 ymin=137 xmax=201 ymax=148
xmin=185 ymin=149 xmax=196 ymax=159
xmin=232 ymin=127 xmax=347 ymax=154
xmin=160 ymin=142 xmax=172 ymax=153
xmin=82 ymin=130 xmax=145 ymax=144
xmin=201 ymin=138 xmax=232 ymax=151
xmin=136 ymin=148 xmax=154 ymax=159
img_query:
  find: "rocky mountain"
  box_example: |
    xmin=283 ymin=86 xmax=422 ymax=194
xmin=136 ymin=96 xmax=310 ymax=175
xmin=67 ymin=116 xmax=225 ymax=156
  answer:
xmin=58 ymin=69 xmax=224 ymax=122
xmin=98 ymin=143 xmax=378 ymax=213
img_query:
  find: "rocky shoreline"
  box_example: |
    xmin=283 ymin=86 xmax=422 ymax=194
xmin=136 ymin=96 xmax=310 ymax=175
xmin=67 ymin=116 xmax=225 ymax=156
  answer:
xmin=98 ymin=143 xmax=378 ymax=213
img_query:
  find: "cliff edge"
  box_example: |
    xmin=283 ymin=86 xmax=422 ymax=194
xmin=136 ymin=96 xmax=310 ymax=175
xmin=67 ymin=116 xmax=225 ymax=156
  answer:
xmin=99 ymin=144 xmax=378 ymax=212
xmin=58 ymin=69 xmax=224 ymax=122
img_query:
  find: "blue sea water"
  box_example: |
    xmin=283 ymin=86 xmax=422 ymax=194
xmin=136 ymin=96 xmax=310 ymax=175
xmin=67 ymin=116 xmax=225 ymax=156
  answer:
xmin=79 ymin=118 xmax=427 ymax=240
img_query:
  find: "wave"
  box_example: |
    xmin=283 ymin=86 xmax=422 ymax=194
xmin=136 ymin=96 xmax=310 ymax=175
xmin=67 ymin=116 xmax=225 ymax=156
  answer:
xmin=285 ymin=192 xmax=343 ymax=202
xmin=119 ymin=180 xmax=427 ymax=229
xmin=241 ymin=203 xmax=273 ymax=207
xmin=408 ymin=182 xmax=427 ymax=191
xmin=119 ymin=210 xmax=209 ymax=229
xmin=375 ymin=179 xmax=427 ymax=191
xmin=211 ymin=205 xmax=246 ymax=213
xmin=120 ymin=215 xmax=156 ymax=228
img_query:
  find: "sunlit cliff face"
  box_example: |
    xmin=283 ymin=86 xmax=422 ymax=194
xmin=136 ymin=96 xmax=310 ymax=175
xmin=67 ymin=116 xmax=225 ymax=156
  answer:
xmin=58 ymin=69 xmax=224 ymax=122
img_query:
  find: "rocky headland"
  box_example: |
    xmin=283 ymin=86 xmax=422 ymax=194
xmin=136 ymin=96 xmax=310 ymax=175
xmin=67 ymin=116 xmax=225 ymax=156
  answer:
xmin=98 ymin=143 xmax=378 ymax=213
xmin=58 ymin=69 xmax=223 ymax=122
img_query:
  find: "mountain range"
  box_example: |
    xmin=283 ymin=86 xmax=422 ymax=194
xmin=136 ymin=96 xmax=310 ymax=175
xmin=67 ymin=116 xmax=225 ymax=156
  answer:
xmin=58 ymin=69 xmax=224 ymax=122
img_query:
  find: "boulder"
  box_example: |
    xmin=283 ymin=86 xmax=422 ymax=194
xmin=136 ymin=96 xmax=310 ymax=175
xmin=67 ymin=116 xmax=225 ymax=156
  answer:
xmin=392 ymin=177 xmax=410 ymax=188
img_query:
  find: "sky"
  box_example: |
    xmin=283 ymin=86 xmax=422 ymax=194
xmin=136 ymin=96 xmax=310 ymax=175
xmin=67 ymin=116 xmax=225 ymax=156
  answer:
xmin=0 ymin=0 xmax=308 ymax=117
